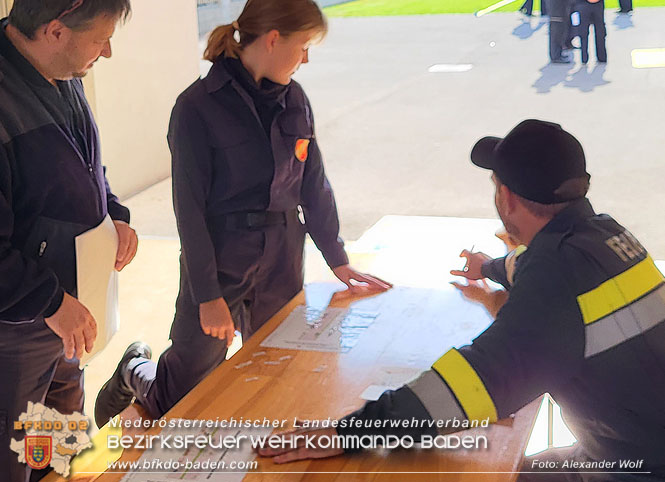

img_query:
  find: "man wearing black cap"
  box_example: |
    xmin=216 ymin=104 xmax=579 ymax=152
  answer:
xmin=257 ymin=120 xmax=665 ymax=480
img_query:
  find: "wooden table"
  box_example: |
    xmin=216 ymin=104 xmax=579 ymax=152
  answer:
xmin=46 ymin=216 xmax=540 ymax=482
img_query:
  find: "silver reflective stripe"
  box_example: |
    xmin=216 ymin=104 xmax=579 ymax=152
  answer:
xmin=585 ymin=283 xmax=665 ymax=357
xmin=408 ymin=369 xmax=465 ymax=428
xmin=505 ymin=245 xmax=526 ymax=286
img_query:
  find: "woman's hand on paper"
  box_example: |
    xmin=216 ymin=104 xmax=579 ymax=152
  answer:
xmin=332 ymin=264 xmax=392 ymax=293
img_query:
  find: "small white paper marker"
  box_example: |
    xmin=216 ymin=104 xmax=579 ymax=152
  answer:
xmin=361 ymin=385 xmax=391 ymax=401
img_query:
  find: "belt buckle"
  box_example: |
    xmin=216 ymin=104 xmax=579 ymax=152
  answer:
xmin=246 ymin=212 xmax=265 ymax=229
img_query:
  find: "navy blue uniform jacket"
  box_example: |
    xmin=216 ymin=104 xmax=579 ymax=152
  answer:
xmin=168 ymin=59 xmax=348 ymax=309
xmin=337 ymin=199 xmax=665 ymax=477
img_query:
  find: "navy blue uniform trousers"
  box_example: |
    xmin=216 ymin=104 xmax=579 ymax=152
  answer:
xmin=578 ymin=1 xmax=607 ymax=63
xmin=118 ymin=59 xmax=346 ymax=422
xmin=126 ymin=212 xmax=305 ymax=418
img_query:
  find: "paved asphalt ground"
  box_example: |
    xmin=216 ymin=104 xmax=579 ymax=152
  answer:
xmin=127 ymin=10 xmax=665 ymax=257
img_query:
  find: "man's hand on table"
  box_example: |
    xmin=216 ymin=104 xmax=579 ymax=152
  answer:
xmin=332 ymin=264 xmax=392 ymax=293
xmin=451 ymin=278 xmax=495 ymax=305
xmin=257 ymin=428 xmax=343 ymax=463
xmin=451 ymin=279 xmax=509 ymax=318
xmin=450 ymin=249 xmax=491 ymax=280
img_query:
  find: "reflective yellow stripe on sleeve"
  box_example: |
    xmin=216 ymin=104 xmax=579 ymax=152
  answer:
xmin=577 ymin=256 xmax=665 ymax=325
xmin=431 ymin=349 xmax=498 ymax=423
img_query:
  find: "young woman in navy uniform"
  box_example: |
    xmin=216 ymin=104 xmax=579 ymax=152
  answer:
xmin=95 ymin=0 xmax=390 ymax=425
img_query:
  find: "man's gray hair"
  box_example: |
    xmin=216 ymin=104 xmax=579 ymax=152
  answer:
xmin=9 ymin=0 xmax=131 ymax=39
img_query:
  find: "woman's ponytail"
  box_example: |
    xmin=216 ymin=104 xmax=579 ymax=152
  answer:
xmin=203 ymin=22 xmax=241 ymax=62
xmin=204 ymin=0 xmax=327 ymax=63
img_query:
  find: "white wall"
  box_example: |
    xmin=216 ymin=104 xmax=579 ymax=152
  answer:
xmin=1 ymin=0 xmax=12 ymax=18
xmin=85 ymin=0 xmax=200 ymax=199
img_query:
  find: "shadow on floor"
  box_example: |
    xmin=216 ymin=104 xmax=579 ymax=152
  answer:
xmin=512 ymin=17 xmax=548 ymax=39
xmin=564 ymin=63 xmax=610 ymax=92
xmin=533 ymin=61 xmax=609 ymax=93
xmin=532 ymin=62 xmax=575 ymax=93
xmin=613 ymin=12 xmax=634 ymax=30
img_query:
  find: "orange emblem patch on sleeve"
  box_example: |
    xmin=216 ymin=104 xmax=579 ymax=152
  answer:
xmin=295 ymin=139 xmax=310 ymax=162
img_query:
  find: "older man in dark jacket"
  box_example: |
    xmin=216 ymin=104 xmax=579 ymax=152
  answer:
xmin=0 ymin=1 xmax=138 ymax=480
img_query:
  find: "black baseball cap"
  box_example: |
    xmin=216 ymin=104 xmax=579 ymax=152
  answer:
xmin=470 ymin=119 xmax=590 ymax=204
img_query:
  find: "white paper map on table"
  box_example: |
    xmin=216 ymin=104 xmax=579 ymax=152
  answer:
xmin=260 ymin=305 xmax=379 ymax=353
xmin=120 ymin=422 xmax=272 ymax=482
xmin=261 ymin=285 xmax=494 ymax=357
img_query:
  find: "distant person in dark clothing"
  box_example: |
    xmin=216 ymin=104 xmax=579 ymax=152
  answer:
xmin=577 ymin=0 xmax=607 ymax=63
xmin=549 ymin=0 xmax=575 ymax=62
xmin=618 ymin=0 xmax=633 ymax=13
xmin=520 ymin=0 xmax=548 ymax=16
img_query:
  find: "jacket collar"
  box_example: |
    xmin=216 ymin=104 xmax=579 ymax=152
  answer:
xmin=530 ymin=197 xmax=596 ymax=248
xmin=0 ymin=18 xmax=54 ymax=90
xmin=203 ymin=58 xmax=233 ymax=94
xmin=202 ymin=57 xmax=289 ymax=110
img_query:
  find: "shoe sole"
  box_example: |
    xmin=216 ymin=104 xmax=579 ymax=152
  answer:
xmin=94 ymin=342 xmax=152 ymax=427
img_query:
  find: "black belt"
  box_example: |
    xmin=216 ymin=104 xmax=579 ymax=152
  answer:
xmin=211 ymin=210 xmax=294 ymax=230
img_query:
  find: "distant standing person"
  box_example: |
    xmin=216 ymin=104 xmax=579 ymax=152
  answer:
xmin=576 ymin=0 xmax=607 ymax=64
xmin=618 ymin=0 xmax=633 ymax=13
xmin=520 ymin=0 xmax=548 ymax=16
xmin=549 ymin=0 xmax=574 ymax=62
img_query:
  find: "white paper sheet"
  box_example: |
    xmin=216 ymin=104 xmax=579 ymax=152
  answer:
xmin=75 ymin=214 xmax=118 ymax=367
xmin=260 ymin=305 xmax=379 ymax=353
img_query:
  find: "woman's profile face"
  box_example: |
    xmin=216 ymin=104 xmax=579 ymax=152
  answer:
xmin=265 ymin=29 xmax=319 ymax=85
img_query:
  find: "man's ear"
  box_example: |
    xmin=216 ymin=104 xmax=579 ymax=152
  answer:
xmin=264 ymin=29 xmax=280 ymax=53
xmin=502 ymin=185 xmax=519 ymax=215
xmin=43 ymin=20 xmax=68 ymax=44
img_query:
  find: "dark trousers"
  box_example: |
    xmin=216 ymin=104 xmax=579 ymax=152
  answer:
xmin=0 ymin=319 xmax=83 ymax=482
xmin=578 ymin=1 xmax=607 ymax=63
xmin=618 ymin=0 xmax=632 ymax=12
xmin=127 ymin=213 xmax=305 ymax=419
xmin=549 ymin=0 xmax=574 ymax=60
xmin=521 ymin=0 xmax=534 ymax=15
xmin=521 ymin=0 xmax=549 ymax=15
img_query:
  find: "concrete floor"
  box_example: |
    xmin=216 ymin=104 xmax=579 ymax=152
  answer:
xmin=131 ymin=10 xmax=665 ymax=256
xmin=86 ymin=9 xmax=665 ymax=430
